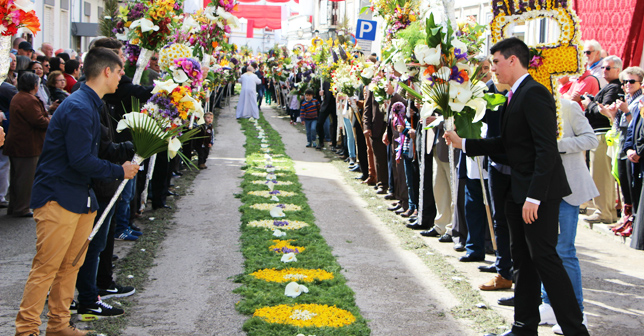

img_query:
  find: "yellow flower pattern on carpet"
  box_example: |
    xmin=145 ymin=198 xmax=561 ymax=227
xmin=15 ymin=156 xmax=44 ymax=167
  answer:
xmin=253 ymin=304 xmax=356 ymax=328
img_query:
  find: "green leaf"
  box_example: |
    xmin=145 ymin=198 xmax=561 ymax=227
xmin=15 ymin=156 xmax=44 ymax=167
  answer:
xmin=398 ymin=81 xmax=423 ymax=101
xmin=483 ymin=93 xmax=507 ymax=111
xmin=454 ymin=108 xmax=482 ymax=139
xmin=359 ymin=6 xmax=369 ymax=15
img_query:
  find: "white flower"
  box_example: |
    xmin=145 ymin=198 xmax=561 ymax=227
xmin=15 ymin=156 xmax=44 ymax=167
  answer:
xmin=449 ymin=82 xmax=473 ymax=103
xmin=414 ymin=44 xmax=441 ymax=66
xmin=392 ymin=38 xmax=406 ymax=50
xmin=392 ymin=53 xmax=408 ymax=76
xmin=130 ymin=18 xmax=159 ymax=33
xmin=217 ymin=6 xmax=241 ymax=28
xmin=435 ymin=67 xmax=452 ymax=81
xmin=116 ymin=112 xmax=162 ymax=134
xmin=273 ymin=229 xmax=286 ymax=237
xmin=451 ymin=38 xmax=468 ymax=57
xmin=267 ymin=181 xmax=275 ymax=191
xmin=204 ymin=6 xmax=217 ymax=21
xmin=115 ymin=27 xmax=130 ymax=41
xmin=284 ymin=282 xmax=308 ymax=297
xmin=270 ymin=195 xmax=280 ymax=202
xmin=420 ymin=101 xmax=438 ymax=120
xmin=467 ymin=97 xmax=487 ymax=123
xmin=270 ymin=206 xmax=285 ymax=218
xmin=181 ymin=16 xmax=200 ymax=33
xmin=266 ymin=174 xmax=277 ymax=180
xmin=172 ymin=68 xmax=189 ymax=83
xmin=281 ymin=253 xmax=298 ymax=263
xmin=12 ymin=0 xmax=34 ymax=12
xmin=151 ymin=79 xmax=178 ymax=94
xmin=168 ymin=137 xmax=181 ymax=158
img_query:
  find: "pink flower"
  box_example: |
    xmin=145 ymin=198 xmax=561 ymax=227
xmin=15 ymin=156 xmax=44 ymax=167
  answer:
xmin=529 ymin=55 xmax=543 ymax=68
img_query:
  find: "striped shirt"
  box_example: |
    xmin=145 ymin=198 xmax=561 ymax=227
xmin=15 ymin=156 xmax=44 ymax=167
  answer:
xmin=300 ymin=98 xmax=319 ymax=120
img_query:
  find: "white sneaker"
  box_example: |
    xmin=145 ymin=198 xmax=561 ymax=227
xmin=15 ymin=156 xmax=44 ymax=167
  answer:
xmin=552 ymin=313 xmax=588 ymax=335
xmin=539 ymin=303 xmax=557 ymax=325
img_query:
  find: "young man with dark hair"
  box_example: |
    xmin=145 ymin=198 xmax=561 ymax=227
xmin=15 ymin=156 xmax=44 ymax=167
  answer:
xmin=15 ymin=46 xmax=140 ymax=336
xmin=445 ymin=37 xmax=589 ymax=336
xmin=63 ymin=59 xmax=80 ymax=93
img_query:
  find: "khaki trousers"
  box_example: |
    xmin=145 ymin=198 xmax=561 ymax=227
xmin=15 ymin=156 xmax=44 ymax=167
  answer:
xmin=433 ymin=152 xmax=453 ymax=235
xmin=590 ymin=134 xmax=617 ymax=221
xmin=15 ymin=201 xmax=96 ymax=336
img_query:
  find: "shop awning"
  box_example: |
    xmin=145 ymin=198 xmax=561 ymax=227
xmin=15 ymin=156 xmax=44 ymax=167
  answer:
xmin=232 ymin=4 xmax=282 ymax=30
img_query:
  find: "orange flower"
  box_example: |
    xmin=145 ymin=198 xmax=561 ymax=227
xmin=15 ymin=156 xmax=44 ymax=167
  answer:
xmin=20 ymin=11 xmax=41 ymax=34
xmin=423 ymin=65 xmax=436 ymax=77
xmin=212 ymin=41 xmax=218 ymax=49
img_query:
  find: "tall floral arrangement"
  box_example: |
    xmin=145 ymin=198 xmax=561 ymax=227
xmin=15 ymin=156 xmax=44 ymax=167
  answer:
xmin=0 ymin=0 xmax=40 ymax=36
xmin=330 ymin=58 xmax=362 ymax=97
xmin=365 ymin=0 xmax=419 ymax=41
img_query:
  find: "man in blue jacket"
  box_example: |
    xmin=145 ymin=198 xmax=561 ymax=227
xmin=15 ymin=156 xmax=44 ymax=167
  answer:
xmin=15 ymin=47 xmax=140 ymax=336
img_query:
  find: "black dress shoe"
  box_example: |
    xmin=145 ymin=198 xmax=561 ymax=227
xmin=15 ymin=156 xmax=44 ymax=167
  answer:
xmin=153 ymin=205 xmax=172 ymax=210
xmin=355 ymin=175 xmax=368 ymax=180
xmin=497 ymin=296 xmax=515 ymax=306
xmin=387 ymin=204 xmax=401 ymax=211
xmin=407 ymin=223 xmax=431 ymax=230
xmin=478 ymin=264 xmax=497 ymax=273
xmin=438 ymin=234 xmax=453 ymax=243
xmin=459 ymin=254 xmax=485 ymax=262
xmin=18 ymin=212 xmax=34 ymax=218
xmin=419 ymin=227 xmax=440 ymax=237
xmin=167 ymin=191 xmax=178 ymax=196
xmin=376 ymin=188 xmax=387 ymax=195
xmin=350 ymin=165 xmax=362 ymax=172
xmin=394 ymin=208 xmax=406 ymax=215
xmin=384 ymin=193 xmax=396 ymax=200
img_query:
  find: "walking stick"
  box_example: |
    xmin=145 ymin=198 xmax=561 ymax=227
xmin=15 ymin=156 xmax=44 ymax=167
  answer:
xmin=138 ymin=154 xmax=157 ymax=213
xmin=476 ymin=156 xmax=497 ymax=250
xmin=73 ymin=154 xmax=145 ymax=266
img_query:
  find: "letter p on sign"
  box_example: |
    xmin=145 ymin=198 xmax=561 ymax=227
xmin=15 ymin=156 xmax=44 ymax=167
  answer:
xmin=356 ymin=19 xmax=377 ymax=41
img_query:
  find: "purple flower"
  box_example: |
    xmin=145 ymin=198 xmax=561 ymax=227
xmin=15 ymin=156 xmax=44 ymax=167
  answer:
xmin=269 ymin=190 xmax=281 ymax=195
xmin=266 ymin=164 xmax=274 ymax=168
xmin=273 ymin=220 xmax=289 ymax=227
xmin=454 ymin=48 xmax=468 ymax=60
xmin=277 ymin=204 xmax=286 ymax=208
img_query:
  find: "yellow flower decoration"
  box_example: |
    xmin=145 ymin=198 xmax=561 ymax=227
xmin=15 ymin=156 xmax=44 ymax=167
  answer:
xmin=250 ymin=203 xmax=302 ymax=211
xmin=251 ymin=180 xmax=293 ymax=186
xmin=269 ymin=240 xmax=305 ymax=254
xmin=253 ymin=304 xmax=355 ymax=328
xmin=247 ymin=190 xmax=296 ymax=198
xmin=490 ymin=0 xmax=582 ymax=140
xmin=247 ymin=219 xmax=310 ymax=230
xmin=250 ymin=268 xmax=334 ymax=283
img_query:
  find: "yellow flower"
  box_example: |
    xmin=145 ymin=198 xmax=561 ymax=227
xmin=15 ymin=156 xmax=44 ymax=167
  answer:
xmin=253 ymin=304 xmax=356 ymax=328
xmin=250 ymin=268 xmax=334 ymax=283
xmin=250 ymin=203 xmax=302 ymax=211
xmin=269 ymin=240 xmax=306 ymax=254
xmin=247 ymin=219 xmax=310 ymax=230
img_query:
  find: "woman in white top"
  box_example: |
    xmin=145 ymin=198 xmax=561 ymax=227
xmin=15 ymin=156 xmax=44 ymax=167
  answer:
xmin=236 ymin=65 xmax=261 ymax=119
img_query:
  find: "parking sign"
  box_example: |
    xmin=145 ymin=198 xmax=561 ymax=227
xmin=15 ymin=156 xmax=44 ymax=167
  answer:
xmin=356 ymin=19 xmax=377 ymax=41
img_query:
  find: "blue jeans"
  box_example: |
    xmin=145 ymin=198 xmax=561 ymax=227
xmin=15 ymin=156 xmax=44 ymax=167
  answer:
xmin=114 ymin=177 xmax=136 ymax=235
xmin=403 ymin=155 xmax=418 ymax=211
xmin=257 ymin=86 xmax=265 ymax=107
xmin=305 ymin=119 xmax=317 ymax=144
xmin=464 ymin=177 xmax=488 ymax=258
xmin=76 ymin=200 xmax=116 ymax=305
xmin=342 ymin=117 xmax=356 ymax=159
xmin=542 ymin=200 xmax=584 ymax=312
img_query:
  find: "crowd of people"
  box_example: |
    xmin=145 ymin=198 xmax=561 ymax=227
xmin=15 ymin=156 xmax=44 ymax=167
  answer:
xmin=3 ymin=36 xmax=226 ymax=336
xmin=233 ymin=37 xmax=643 ymax=336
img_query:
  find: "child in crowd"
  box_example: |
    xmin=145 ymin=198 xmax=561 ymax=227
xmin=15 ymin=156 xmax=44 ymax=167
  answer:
xmin=196 ymin=112 xmax=214 ymax=169
xmin=287 ymin=86 xmax=301 ymax=125
xmin=300 ymin=89 xmax=320 ymax=147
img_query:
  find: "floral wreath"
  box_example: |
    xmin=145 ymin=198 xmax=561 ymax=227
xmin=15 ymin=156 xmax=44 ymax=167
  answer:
xmin=490 ymin=0 xmax=584 ymax=139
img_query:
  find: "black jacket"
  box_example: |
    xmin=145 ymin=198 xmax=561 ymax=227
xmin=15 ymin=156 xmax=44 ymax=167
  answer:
xmin=466 ymin=75 xmax=571 ymax=203
xmin=585 ymin=78 xmax=623 ymax=132
xmin=103 ymin=75 xmax=153 ymax=142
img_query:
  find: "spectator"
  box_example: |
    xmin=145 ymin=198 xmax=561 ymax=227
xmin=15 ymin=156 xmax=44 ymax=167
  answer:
xmin=11 ymin=37 xmax=25 ymax=55
xmin=300 ymin=89 xmax=319 ymax=147
xmin=40 ymin=42 xmax=54 ymax=58
xmin=57 ymin=52 xmax=70 ymax=62
xmin=17 ymin=41 xmax=33 ymax=58
xmin=49 ymin=56 xmax=65 ymax=73
xmin=64 ymin=59 xmax=81 ymax=93
xmin=0 ymin=81 xmax=18 ymax=209
xmin=4 ymin=53 xmax=17 ymax=86
xmin=14 ymin=46 xmax=138 ymax=336
xmin=582 ymin=55 xmax=624 ymax=225
xmin=3 ymin=72 xmax=50 ymax=217
xmin=584 ymin=40 xmax=608 ymax=88
xmin=15 ymin=55 xmax=31 ymax=72
xmin=562 ymin=67 xmax=600 ymax=109
xmin=47 ymin=70 xmax=70 ymax=104
xmin=36 ymin=55 xmax=50 ymax=78
xmin=195 ymin=112 xmax=214 ymax=169
xmin=28 ymin=61 xmax=53 ymax=112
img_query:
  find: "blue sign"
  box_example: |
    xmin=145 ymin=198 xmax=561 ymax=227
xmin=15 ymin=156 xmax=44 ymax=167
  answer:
xmin=356 ymin=19 xmax=377 ymax=41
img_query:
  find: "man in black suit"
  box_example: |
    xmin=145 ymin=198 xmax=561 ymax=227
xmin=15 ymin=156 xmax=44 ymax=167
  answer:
xmin=445 ymin=38 xmax=589 ymax=336
xmin=317 ymin=80 xmax=337 ymax=149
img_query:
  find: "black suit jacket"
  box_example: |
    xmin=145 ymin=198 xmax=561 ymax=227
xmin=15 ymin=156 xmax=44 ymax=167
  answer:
xmin=465 ymin=75 xmax=571 ymax=204
xmin=319 ymin=81 xmax=335 ymax=113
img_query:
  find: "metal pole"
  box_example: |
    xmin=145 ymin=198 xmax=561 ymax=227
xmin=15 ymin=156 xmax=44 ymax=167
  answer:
xmin=476 ymin=156 xmax=497 ymax=250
